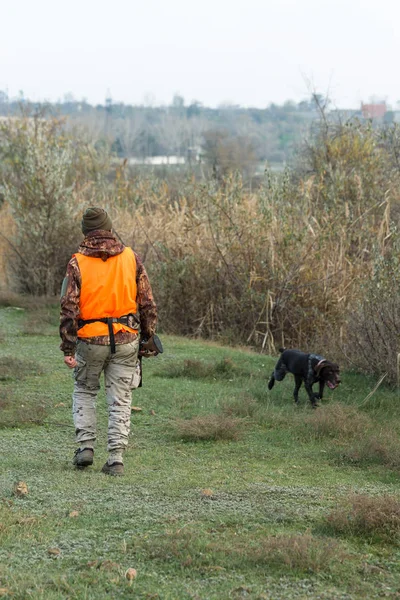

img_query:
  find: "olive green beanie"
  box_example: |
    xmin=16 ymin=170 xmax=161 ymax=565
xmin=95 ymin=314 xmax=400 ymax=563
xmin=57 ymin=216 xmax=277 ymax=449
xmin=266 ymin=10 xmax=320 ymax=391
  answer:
xmin=81 ymin=207 xmax=112 ymax=234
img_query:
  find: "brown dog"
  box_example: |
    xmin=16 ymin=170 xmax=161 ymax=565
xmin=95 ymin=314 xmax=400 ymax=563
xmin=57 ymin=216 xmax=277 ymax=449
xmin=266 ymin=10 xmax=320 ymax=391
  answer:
xmin=268 ymin=348 xmax=340 ymax=407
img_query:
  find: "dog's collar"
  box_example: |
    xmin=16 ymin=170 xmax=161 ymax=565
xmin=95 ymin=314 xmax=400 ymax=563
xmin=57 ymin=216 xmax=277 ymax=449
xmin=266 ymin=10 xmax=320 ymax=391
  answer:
xmin=314 ymin=359 xmax=327 ymax=375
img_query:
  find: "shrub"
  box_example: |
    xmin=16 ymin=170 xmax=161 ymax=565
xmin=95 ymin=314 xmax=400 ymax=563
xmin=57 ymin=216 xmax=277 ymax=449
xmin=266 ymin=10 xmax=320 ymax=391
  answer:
xmin=0 ymin=112 xmax=113 ymax=295
xmin=0 ymin=115 xmax=83 ymax=294
xmin=325 ymin=494 xmax=400 ymax=540
xmin=345 ymin=243 xmax=400 ymax=383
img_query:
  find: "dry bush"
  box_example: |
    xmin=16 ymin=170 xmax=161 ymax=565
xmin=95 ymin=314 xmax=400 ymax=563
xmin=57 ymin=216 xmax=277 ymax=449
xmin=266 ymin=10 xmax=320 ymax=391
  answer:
xmin=303 ymin=403 xmax=373 ymax=441
xmin=111 ymin=122 xmax=396 ymax=354
xmin=0 ymin=113 xmax=112 ymax=295
xmin=0 ymin=117 xmax=82 ymax=294
xmin=131 ymin=174 xmax=366 ymax=352
xmin=172 ymin=414 xmax=245 ymax=441
xmin=344 ymin=245 xmax=400 ymax=383
xmin=256 ymin=533 xmax=347 ymax=573
xmin=325 ymin=494 xmax=400 ymax=540
xmin=0 ymin=208 xmax=15 ymax=291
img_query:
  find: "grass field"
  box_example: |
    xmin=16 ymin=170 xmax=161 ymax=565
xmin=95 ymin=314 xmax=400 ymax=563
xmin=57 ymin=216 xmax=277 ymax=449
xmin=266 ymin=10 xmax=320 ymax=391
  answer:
xmin=1 ymin=302 xmax=400 ymax=599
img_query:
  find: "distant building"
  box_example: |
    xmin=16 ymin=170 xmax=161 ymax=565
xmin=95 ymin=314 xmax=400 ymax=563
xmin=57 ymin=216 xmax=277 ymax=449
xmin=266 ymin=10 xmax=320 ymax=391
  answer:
xmin=361 ymin=102 xmax=387 ymax=119
xmin=127 ymin=156 xmax=186 ymax=166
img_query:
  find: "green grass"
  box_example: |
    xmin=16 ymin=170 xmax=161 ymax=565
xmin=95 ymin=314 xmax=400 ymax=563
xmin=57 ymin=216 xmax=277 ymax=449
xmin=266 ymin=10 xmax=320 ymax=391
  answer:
xmin=0 ymin=303 xmax=400 ymax=599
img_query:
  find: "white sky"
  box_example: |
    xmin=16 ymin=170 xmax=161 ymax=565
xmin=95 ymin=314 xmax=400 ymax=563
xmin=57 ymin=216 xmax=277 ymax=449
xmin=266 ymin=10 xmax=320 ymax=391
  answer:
xmin=1 ymin=0 xmax=399 ymax=109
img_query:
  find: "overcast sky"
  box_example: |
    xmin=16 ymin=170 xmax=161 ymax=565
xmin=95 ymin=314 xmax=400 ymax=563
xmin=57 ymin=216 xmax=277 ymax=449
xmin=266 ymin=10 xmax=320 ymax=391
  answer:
xmin=1 ymin=0 xmax=399 ymax=109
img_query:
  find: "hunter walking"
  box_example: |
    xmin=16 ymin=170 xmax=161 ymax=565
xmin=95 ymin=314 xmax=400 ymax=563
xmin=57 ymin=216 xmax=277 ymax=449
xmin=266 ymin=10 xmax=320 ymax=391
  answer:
xmin=60 ymin=207 xmax=157 ymax=476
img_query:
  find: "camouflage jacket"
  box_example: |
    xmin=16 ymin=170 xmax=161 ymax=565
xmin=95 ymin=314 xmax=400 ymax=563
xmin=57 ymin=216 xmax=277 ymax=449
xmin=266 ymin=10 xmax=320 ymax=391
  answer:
xmin=60 ymin=230 xmax=157 ymax=356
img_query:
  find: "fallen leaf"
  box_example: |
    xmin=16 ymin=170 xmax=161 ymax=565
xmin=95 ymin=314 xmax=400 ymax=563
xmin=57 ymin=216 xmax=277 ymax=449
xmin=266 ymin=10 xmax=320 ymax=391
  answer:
xmin=47 ymin=547 xmax=61 ymax=556
xmin=125 ymin=567 xmax=137 ymax=581
xmin=13 ymin=481 xmax=28 ymax=496
xmin=201 ymin=488 xmax=213 ymax=498
xmin=150 ymin=409 xmax=156 ymax=415
xmin=87 ymin=560 xmax=99 ymax=568
xmin=69 ymin=510 xmax=79 ymax=518
xmin=54 ymin=402 xmax=66 ymax=408
xmin=131 ymin=406 xmax=142 ymax=412
xmin=0 ymin=589 xmax=10 ymax=597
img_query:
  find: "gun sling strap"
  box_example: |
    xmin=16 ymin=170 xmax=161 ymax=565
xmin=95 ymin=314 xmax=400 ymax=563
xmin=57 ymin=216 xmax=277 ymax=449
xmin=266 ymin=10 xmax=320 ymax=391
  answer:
xmin=77 ymin=313 xmax=139 ymax=354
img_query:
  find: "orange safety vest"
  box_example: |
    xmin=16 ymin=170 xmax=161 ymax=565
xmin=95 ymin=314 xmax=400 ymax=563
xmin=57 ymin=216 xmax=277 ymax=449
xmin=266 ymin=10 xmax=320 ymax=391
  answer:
xmin=75 ymin=247 xmax=138 ymax=339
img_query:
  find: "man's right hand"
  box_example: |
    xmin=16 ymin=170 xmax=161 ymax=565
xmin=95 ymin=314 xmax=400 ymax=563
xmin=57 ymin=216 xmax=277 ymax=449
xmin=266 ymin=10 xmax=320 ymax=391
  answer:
xmin=64 ymin=356 xmax=77 ymax=369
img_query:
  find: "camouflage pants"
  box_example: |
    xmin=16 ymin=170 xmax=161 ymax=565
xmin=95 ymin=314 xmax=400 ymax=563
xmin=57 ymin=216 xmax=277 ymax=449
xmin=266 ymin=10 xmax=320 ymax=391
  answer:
xmin=72 ymin=339 xmax=140 ymax=451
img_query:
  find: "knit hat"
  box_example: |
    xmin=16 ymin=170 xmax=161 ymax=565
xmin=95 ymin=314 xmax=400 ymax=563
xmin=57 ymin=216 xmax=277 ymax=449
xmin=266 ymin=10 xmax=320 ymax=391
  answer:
xmin=81 ymin=207 xmax=112 ymax=234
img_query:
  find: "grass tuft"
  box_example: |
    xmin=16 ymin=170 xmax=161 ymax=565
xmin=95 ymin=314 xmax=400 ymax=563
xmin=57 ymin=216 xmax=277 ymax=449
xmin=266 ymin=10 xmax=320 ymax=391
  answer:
xmin=172 ymin=414 xmax=245 ymax=441
xmin=340 ymin=432 xmax=400 ymax=470
xmin=303 ymin=403 xmax=372 ymax=441
xmin=220 ymin=394 xmax=260 ymax=418
xmin=325 ymin=494 xmax=400 ymax=540
xmin=0 ymin=292 xmax=58 ymax=310
xmin=0 ymin=356 xmax=45 ymax=381
xmin=21 ymin=307 xmax=60 ymax=335
xmin=130 ymin=527 xmax=347 ymax=575
xmin=255 ymin=533 xmax=348 ymax=573
xmin=0 ymin=387 xmax=49 ymax=428
xmin=157 ymin=358 xmax=242 ymax=380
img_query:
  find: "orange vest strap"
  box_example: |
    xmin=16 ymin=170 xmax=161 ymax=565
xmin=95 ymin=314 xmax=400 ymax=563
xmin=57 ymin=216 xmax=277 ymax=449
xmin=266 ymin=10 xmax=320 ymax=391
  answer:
xmin=77 ymin=313 xmax=140 ymax=354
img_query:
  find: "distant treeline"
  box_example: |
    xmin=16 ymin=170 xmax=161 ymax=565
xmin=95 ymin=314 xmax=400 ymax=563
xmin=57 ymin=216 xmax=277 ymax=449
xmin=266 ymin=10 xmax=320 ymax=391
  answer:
xmin=0 ymin=93 xmax=323 ymax=171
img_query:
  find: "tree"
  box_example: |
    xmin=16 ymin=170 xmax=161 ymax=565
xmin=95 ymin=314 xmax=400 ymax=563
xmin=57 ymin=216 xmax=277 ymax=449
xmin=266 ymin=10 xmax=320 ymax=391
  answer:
xmin=201 ymin=129 xmax=257 ymax=180
xmin=0 ymin=114 xmax=82 ymax=294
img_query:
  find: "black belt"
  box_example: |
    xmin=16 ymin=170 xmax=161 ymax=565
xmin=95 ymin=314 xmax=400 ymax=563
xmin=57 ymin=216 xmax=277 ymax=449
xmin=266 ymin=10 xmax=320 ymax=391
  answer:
xmin=77 ymin=313 xmax=139 ymax=354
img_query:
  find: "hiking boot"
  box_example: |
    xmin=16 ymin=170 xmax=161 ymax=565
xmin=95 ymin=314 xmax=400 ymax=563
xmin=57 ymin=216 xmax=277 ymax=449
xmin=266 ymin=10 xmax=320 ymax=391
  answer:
xmin=73 ymin=447 xmax=94 ymax=469
xmin=101 ymin=462 xmax=124 ymax=476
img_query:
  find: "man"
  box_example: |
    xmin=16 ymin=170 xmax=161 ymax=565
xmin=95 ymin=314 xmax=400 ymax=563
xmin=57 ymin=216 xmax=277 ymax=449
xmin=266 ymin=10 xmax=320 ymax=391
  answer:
xmin=60 ymin=207 xmax=157 ymax=476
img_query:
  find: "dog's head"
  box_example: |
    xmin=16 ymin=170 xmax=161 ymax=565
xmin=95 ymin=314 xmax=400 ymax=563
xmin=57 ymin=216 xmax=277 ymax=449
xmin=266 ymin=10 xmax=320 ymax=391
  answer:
xmin=318 ymin=361 xmax=341 ymax=390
